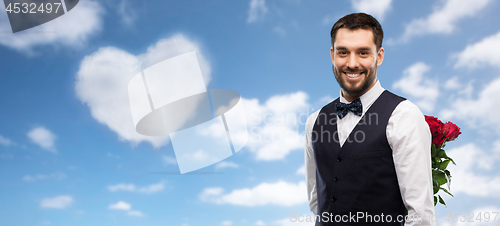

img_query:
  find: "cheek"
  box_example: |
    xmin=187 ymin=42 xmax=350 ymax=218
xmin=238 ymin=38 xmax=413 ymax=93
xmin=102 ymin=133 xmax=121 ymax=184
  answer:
xmin=361 ymin=57 xmax=377 ymax=69
xmin=333 ymin=58 xmax=345 ymax=69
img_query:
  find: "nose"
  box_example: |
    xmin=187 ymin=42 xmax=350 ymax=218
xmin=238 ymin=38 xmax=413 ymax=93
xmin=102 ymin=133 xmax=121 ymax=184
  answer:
xmin=346 ymin=54 xmax=360 ymax=69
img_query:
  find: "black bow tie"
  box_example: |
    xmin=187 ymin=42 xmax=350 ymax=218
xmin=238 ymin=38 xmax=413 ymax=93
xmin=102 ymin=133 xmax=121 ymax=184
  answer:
xmin=335 ymin=98 xmax=363 ymax=119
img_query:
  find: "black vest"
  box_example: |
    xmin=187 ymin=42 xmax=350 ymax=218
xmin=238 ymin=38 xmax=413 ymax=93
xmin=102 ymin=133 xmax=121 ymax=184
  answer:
xmin=312 ymin=91 xmax=406 ymax=225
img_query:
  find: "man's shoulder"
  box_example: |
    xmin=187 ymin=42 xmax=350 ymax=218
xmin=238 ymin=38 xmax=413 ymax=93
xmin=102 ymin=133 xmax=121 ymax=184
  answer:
xmin=381 ymin=90 xmax=406 ymax=102
xmin=395 ymin=99 xmax=422 ymax=113
xmin=391 ymin=98 xmax=426 ymax=122
xmin=305 ymin=108 xmax=322 ymax=129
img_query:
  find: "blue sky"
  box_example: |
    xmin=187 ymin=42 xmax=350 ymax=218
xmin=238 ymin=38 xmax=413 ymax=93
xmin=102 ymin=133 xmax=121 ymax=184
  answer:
xmin=1 ymin=0 xmax=500 ymax=225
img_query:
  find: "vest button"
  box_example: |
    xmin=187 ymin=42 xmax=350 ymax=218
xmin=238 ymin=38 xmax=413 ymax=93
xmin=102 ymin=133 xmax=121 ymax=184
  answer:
xmin=334 ymin=176 xmax=339 ymax=182
xmin=331 ymin=197 xmax=337 ymax=202
xmin=337 ymin=157 xmax=342 ymax=162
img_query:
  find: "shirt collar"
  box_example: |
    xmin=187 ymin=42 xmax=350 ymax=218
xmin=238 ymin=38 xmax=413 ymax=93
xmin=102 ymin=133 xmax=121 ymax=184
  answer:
xmin=339 ymin=79 xmax=385 ymax=113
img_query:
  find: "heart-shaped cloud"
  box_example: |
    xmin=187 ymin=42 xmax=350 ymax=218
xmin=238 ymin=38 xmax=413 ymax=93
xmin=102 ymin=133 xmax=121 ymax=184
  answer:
xmin=74 ymin=34 xmax=211 ymax=148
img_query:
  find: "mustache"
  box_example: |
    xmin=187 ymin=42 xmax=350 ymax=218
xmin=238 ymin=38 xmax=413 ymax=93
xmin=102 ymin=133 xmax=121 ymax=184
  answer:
xmin=343 ymin=69 xmax=365 ymax=73
xmin=332 ymin=65 xmax=366 ymax=74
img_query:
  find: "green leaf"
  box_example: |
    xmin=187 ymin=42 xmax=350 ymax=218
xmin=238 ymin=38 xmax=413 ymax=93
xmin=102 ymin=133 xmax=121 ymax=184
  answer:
xmin=442 ymin=152 xmax=457 ymax=165
xmin=438 ymin=149 xmax=445 ymax=158
xmin=434 ymin=196 xmax=437 ymax=206
xmin=440 ymin=187 xmax=454 ymax=197
xmin=432 ymin=177 xmax=439 ymax=194
xmin=438 ymin=195 xmax=447 ymax=207
xmin=431 ymin=144 xmax=437 ymax=157
xmin=433 ymin=170 xmax=447 ymax=185
xmin=439 ymin=160 xmax=451 ymax=170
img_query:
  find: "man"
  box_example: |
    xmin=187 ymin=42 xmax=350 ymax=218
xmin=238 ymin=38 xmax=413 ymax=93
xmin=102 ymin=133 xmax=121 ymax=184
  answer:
xmin=304 ymin=13 xmax=434 ymax=225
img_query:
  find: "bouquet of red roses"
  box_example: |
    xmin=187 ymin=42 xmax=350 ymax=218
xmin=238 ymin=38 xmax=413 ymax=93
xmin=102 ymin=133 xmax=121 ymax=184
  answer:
xmin=425 ymin=115 xmax=461 ymax=206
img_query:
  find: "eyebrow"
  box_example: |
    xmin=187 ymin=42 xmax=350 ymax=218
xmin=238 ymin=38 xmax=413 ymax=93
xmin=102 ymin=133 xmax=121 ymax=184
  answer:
xmin=357 ymin=48 xmax=372 ymax=52
xmin=335 ymin=47 xmax=372 ymax=51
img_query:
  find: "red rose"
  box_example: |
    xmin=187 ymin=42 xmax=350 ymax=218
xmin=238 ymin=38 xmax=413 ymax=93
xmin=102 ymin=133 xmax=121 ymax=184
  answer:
xmin=425 ymin=115 xmax=444 ymax=136
xmin=443 ymin=121 xmax=461 ymax=141
xmin=432 ymin=126 xmax=446 ymax=146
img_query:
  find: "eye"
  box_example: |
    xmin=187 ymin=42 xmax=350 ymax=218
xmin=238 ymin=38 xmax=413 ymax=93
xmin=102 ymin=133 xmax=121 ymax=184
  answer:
xmin=337 ymin=51 xmax=347 ymax=56
xmin=359 ymin=52 xmax=368 ymax=56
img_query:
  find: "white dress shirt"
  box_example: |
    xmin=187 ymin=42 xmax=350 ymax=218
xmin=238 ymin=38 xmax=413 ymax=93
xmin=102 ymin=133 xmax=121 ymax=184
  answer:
xmin=304 ymin=80 xmax=435 ymax=226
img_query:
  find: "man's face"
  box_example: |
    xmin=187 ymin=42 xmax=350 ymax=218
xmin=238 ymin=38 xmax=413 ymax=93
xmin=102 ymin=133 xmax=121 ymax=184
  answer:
xmin=330 ymin=28 xmax=384 ymax=100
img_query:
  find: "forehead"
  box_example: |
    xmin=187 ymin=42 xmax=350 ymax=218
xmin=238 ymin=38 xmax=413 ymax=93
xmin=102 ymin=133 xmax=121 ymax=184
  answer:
xmin=334 ymin=28 xmax=376 ymax=49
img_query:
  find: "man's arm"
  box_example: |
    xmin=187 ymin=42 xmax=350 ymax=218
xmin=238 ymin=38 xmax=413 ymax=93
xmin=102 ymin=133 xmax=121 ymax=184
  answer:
xmin=388 ymin=101 xmax=435 ymax=226
xmin=305 ymin=110 xmax=320 ymax=215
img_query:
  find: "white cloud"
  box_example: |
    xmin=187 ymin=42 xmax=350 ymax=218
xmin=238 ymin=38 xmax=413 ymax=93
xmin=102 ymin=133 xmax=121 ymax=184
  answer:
xmin=398 ymin=0 xmax=491 ymax=43
xmin=127 ymin=210 xmax=144 ymax=217
xmin=0 ymin=135 xmax=13 ymax=146
xmin=200 ymin=181 xmax=307 ymax=206
xmin=351 ymin=0 xmax=392 ymax=21
xmin=117 ymin=0 xmax=137 ymax=26
xmin=75 ymin=34 xmax=210 ymax=148
xmin=392 ymin=62 xmax=439 ymax=112
xmin=40 ymin=195 xmax=73 ymax=209
xmin=453 ymin=31 xmax=500 ymax=69
xmin=242 ymin=92 xmax=310 ymax=161
xmin=107 ymin=183 xmax=136 ymax=192
xmin=200 ymin=187 xmax=224 ymax=198
xmin=109 ymin=201 xmax=131 ymax=211
xmin=23 ymin=172 xmax=66 ymax=182
xmin=27 ymin=127 xmax=57 ymax=153
xmin=444 ymin=77 xmax=462 ymax=90
xmin=0 ymin=0 xmax=104 ymax=54
xmin=200 ymin=91 xmax=309 ymax=161
xmin=162 ymin=155 xmax=177 ymax=165
xmin=441 ymin=77 xmax=500 ymax=132
xmin=137 ymin=181 xmax=165 ymax=194
xmin=296 ymin=165 xmax=305 ymax=175
xmin=247 ymin=0 xmax=268 ymax=23
xmin=221 ymin=221 xmax=233 ymax=226
xmin=446 ymin=143 xmax=500 ymax=197
xmin=107 ymin=181 xmax=164 ymax=194
xmin=215 ymin=161 xmax=239 ymax=169
xmin=109 ymin=201 xmax=145 ymax=217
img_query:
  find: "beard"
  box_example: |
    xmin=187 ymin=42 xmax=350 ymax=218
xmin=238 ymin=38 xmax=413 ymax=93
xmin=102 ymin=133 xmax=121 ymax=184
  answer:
xmin=333 ymin=62 xmax=377 ymax=98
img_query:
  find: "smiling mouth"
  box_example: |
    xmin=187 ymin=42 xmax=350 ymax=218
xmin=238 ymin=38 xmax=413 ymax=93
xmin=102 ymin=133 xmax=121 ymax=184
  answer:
xmin=344 ymin=72 xmax=363 ymax=78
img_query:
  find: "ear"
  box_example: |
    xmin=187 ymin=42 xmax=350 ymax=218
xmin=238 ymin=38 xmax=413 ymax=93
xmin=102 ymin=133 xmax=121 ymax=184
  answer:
xmin=330 ymin=47 xmax=334 ymax=62
xmin=376 ymin=47 xmax=384 ymax=67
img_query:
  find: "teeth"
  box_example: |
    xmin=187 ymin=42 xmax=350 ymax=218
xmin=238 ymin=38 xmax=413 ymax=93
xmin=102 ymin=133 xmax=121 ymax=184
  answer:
xmin=346 ymin=73 xmax=360 ymax=78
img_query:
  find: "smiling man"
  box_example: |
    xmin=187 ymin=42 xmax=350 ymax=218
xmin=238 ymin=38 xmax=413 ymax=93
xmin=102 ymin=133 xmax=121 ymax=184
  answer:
xmin=304 ymin=13 xmax=435 ymax=225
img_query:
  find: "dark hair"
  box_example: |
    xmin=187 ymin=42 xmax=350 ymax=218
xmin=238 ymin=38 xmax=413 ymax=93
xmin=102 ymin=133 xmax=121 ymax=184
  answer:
xmin=330 ymin=13 xmax=384 ymax=50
